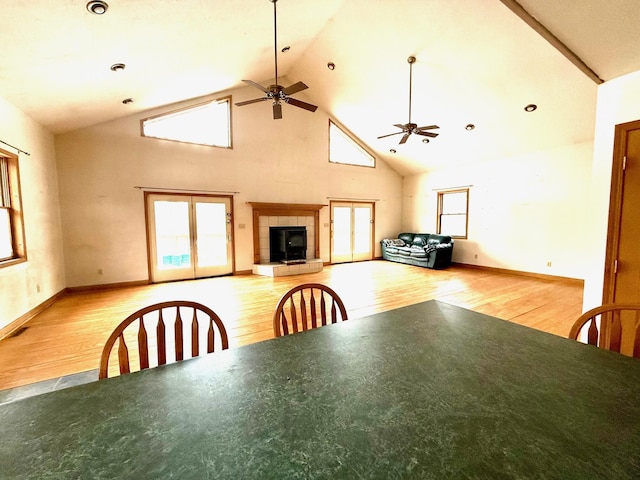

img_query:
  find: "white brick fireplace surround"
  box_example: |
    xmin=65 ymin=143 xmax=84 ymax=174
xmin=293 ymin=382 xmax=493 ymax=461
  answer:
xmin=248 ymin=202 xmax=326 ymax=277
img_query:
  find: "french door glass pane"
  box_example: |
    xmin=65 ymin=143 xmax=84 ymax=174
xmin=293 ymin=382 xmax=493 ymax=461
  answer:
xmin=0 ymin=208 xmax=13 ymax=260
xmin=195 ymin=202 xmax=227 ymax=267
xmin=333 ymin=207 xmax=351 ymax=255
xmin=353 ymin=207 xmax=371 ymax=253
xmin=154 ymin=201 xmax=191 ymax=269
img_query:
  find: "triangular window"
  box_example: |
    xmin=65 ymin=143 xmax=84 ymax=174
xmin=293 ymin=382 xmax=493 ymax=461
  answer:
xmin=329 ymin=120 xmax=375 ymax=168
xmin=141 ymin=96 xmax=231 ymax=148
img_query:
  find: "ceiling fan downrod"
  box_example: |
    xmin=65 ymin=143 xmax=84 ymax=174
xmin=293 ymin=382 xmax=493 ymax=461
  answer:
xmin=271 ymin=0 xmax=279 ymax=89
xmin=408 ymin=56 xmax=415 ymax=127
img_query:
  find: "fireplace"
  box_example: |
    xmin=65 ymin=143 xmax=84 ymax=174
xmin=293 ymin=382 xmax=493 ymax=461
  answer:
xmin=270 ymin=226 xmax=307 ymax=264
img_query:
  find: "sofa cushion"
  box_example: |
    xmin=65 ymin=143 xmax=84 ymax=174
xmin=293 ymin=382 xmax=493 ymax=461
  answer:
xmin=398 ymin=233 xmax=415 ymax=245
xmin=382 ymin=238 xmax=406 ymax=247
xmin=409 ymin=247 xmax=428 ymax=258
xmin=427 ymin=234 xmax=452 ymax=244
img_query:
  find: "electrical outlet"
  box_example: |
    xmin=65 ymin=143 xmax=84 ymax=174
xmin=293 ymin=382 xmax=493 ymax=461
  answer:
xmin=546 ymin=261 xmax=552 ymax=267
xmin=474 ymin=254 xmax=478 ymax=259
xmin=36 ymin=284 xmax=41 ymax=293
xmin=97 ymin=268 xmax=103 ymax=275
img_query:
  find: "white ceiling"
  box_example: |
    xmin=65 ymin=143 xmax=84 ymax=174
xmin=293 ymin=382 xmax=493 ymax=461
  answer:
xmin=1 ymin=0 xmax=639 ymax=176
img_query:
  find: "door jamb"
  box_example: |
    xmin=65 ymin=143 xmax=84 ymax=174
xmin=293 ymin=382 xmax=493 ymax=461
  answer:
xmin=603 ymin=119 xmax=640 ymax=303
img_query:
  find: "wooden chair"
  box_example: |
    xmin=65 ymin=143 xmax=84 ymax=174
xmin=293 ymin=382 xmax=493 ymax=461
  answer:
xmin=273 ymin=283 xmax=348 ymax=337
xmin=99 ymin=300 xmax=228 ymax=379
xmin=568 ymin=303 xmax=640 ymax=358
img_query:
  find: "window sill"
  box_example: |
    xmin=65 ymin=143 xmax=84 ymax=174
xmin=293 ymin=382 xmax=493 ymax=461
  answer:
xmin=0 ymin=257 xmax=27 ymax=269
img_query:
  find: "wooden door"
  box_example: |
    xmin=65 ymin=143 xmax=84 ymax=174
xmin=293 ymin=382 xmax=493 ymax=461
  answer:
xmin=146 ymin=193 xmax=233 ymax=283
xmin=330 ymin=201 xmax=374 ymax=264
xmin=603 ymin=120 xmax=640 ymax=354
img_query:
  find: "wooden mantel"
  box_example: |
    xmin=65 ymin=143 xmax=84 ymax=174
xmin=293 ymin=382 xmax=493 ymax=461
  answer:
xmin=248 ymin=202 xmax=327 ymax=264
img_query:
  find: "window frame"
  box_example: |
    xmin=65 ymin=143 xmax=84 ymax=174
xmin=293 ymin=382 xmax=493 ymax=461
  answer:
xmin=140 ymin=95 xmax=233 ymax=149
xmin=328 ymin=119 xmax=376 ymax=168
xmin=0 ymin=148 xmax=27 ymax=268
xmin=436 ymin=188 xmax=469 ymax=239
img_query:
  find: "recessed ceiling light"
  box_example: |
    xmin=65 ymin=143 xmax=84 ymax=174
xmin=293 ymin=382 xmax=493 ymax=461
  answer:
xmin=465 ymin=124 xmax=475 ymax=130
xmin=524 ymin=104 xmax=537 ymax=112
xmin=281 ymin=46 xmax=290 ymax=53
xmin=122 ymin=98 xmax=134 ymax=105
xmin=110 ymin=63 xmax=126 ymax=72
xmin=327 ymin=62 xmax=336 ymax=71
xmin=389 ymin=149 xmax=396 ymax=154
xmin=86 ymin=1 xmax=108 ymax=15
xmin=422 ymin=138 xmax=430 ymax=144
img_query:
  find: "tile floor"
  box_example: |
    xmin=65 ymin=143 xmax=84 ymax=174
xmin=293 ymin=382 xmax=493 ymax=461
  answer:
xmin=0 ymin=369 xmax=98 ymax=406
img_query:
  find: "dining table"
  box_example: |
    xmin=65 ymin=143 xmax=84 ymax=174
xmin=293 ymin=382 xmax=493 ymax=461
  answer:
xmin=1 ymin=299 xmax=639 ymax=479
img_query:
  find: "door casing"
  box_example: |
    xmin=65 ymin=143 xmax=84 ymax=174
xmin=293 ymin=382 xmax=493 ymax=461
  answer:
xmin=330 ymin=201 xmax=375 ymax=264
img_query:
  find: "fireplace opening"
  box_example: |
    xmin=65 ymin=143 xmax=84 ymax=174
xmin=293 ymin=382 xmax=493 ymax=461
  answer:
xmin=270 ymin=226 xmax=307 ymax=264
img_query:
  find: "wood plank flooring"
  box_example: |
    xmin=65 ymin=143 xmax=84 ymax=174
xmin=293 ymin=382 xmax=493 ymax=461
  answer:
xmin=0 ymin=261 xmax=584 ymax=391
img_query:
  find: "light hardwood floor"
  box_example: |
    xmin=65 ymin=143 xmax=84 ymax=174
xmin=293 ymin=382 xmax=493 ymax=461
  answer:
xmin=0 ymin=261 xmax=583 ymax=391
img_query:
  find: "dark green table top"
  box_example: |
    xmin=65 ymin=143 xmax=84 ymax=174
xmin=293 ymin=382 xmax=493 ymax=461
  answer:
xmin=1 ymin=300 xmax=640 ymax=479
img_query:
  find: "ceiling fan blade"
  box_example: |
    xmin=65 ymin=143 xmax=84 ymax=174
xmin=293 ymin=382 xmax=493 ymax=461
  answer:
xmin=399 ymin=133 xmax=411 ymax=144
xmin=393 ymin=123 xmax=408 ymax=130
xmin=242 ymin=79 xmax=269 ymax=93
xmin=282 ymin=81 xmax=308 ymax=95
xmin=416 ymin=125 xmax=440 ymax=131
xmin=415 ymin=131 xmax=439 ymax=138
xmin=273 ymin=102 xmax=283 ymax=119
xmin=286 ymin=97 xmax=318 ymax=112
xmin=235 ymin=97 xmax=268 ymax=106
xmin=377 ymin=131 xmax=406 ymax=139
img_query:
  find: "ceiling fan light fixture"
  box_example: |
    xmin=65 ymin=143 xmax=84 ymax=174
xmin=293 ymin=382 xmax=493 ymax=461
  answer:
xmin=377 ymin=55 xmax=440 ymax=145
xmin=234 ymin=0 xmax=318 ymax=120
xmin=524 ymin=104 xmax=537 ymax=112
xmin=465 ymin=124 xmax=475 ymax=130
xmin=110 ymin=63 xmax=126 ymax=72
xmin=86 ymin=1 xmax=108 ymax=15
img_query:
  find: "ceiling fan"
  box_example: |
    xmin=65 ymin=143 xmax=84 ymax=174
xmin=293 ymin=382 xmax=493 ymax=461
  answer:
xmin=234 ymin=0 xmax=318 ymax=120
xmin=378 ymin=56 xmax=439 ymax=145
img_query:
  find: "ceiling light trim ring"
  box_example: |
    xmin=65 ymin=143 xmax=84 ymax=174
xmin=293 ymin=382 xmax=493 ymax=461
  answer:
xmin=86 ymin=1 xmax=108 ymax=15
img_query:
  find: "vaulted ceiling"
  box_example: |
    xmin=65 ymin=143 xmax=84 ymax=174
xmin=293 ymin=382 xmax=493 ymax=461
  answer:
xmin=2 ymin=0 xmax=639 ymax=176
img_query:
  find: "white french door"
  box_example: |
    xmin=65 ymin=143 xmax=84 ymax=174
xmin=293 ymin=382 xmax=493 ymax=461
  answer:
xmin=331 ymin=201 xmax=374 ymax=264
xmin=146 ymin=193 xmax=233 ymax=283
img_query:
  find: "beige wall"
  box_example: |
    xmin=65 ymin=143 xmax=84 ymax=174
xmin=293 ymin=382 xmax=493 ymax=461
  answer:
xmin=55 ymin=82 xmax=403 ymax=288
xmin=6 ymin=69 xmax=639 ymax=325
xmin=402 ymin=141 xmax=593 ymax=279
xmin=583 ymin=70 xmax=640 ymax=310
xmin=0 ymin=96 xmax=65 ymax=331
